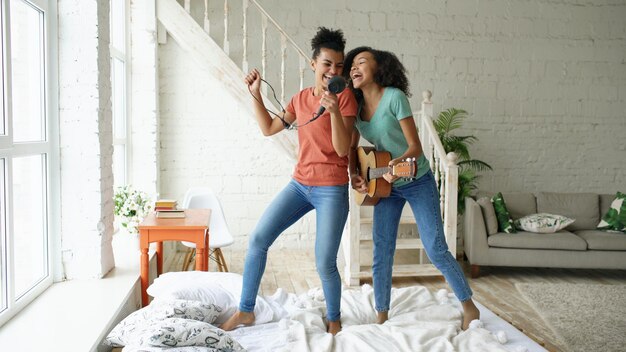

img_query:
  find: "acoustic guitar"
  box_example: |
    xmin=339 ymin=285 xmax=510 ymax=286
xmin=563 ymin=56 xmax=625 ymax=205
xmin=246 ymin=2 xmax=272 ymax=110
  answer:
xmin=354 ymin=146 xmax=418 ymax=206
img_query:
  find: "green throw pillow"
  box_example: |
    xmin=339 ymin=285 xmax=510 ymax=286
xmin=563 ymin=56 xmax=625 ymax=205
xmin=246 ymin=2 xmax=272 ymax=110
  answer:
xmin=597 ymin=192 xmax=626 ymax=233
xmin=491 ymin=192 xmax=516 ymax=233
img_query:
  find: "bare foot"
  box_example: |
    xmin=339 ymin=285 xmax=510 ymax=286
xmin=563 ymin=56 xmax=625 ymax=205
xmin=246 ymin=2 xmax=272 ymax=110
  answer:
xmin=220 ymin=310 xmax=255 ymax=331
xmin=461 ymin=299 xmax=480 ymax=330
xmin=328 ymin=320 xmax=342 ymax=335
xmin=376 ymin=311 xmax=388 ymax=324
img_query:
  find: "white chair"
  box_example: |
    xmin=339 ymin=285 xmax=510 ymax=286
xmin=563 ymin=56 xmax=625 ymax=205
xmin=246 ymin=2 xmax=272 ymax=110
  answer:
xmin=180 ymin=187 xmax=234 ymax=272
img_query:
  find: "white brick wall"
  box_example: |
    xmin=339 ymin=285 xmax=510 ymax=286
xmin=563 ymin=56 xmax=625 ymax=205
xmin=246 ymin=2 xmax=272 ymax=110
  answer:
xmin=58 ymin=0 xmax=114 ymax=279
xmin=159 ymin=0 xmax=626 ymax=249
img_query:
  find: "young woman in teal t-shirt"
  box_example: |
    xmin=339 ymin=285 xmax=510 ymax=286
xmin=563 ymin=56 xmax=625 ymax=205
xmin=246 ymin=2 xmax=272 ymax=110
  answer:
xmin=344 ymin=47 xmax=480 ymax=330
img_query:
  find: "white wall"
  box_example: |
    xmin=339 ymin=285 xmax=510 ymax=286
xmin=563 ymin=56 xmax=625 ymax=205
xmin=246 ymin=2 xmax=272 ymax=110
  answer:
xmin=158 ymin=0 xmax=626 ymax=249
xmin=58 ymin=0 xmax=115 ymax=278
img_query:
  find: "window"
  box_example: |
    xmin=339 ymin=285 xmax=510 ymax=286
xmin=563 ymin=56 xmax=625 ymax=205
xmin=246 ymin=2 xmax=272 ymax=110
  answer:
xmin=0 ymin=0 xmax=57 ymax=327
xmin=111 ymin=0 xmax=129 ymax=189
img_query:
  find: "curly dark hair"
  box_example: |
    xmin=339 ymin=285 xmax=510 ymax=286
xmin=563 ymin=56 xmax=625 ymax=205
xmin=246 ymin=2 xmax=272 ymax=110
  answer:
xmin=343 ymin=46 xmax=411 ymax=102
xmin=310 ymin=27 xmax=346 ymax=59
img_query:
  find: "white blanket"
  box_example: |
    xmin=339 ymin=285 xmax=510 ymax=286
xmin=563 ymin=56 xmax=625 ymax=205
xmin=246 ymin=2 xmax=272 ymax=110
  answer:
xmin=232 ymin=285 xmax=524 ymax=352
xmin=142 ymin=272 xmax=534 ymax=352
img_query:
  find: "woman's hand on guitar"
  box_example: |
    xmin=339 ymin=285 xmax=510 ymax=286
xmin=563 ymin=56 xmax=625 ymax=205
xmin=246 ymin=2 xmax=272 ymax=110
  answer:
xmin=350 ymin=174 xmax=368 ymax=193
xmin=383 ymin=159 xmax=401 ymax=184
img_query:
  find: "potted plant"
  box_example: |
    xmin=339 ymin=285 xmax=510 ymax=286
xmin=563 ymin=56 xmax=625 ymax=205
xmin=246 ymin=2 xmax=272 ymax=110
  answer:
xmin=434 ymin=108 xmax=492 ymax=215
xmin=113 ymin=185 xmax=152 ymax=235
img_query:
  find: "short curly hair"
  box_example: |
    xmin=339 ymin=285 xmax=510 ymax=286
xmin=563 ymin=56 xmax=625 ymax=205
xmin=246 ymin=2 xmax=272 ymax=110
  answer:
xmin=310 ymin=27 xmax=346 ymax=59
xmin=343 ymin=46 xmax=411 ymax=101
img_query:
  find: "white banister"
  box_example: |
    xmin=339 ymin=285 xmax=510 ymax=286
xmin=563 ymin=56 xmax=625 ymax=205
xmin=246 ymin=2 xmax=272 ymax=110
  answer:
xmin=248 ymin=0 xmax=310 ymax=60
xmin=223 ymin=0 xmax=229 ymax=55
xmin=203 ymin=0 xmax=210 ymax=33
xmin=417 ymin=90 xmax=459 ymax=257
xmin=299 ymin=56 xmax=306 ymax=91
xmin=241 ymin=0 xmax=249 ymax=73
xmin=444 ymin=153 xmax=459 ymax=256
xmin=261 ymin=16 xmax=268 ymax=96
xmin=177 ymin=0 xmax=311 ymax=126
xmin=280 ymin=35 xmax=287 ymax=105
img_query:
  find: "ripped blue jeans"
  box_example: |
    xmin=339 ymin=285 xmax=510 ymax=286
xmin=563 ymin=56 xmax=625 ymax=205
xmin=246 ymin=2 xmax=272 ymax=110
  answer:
xmin=372 ymin=171 xmax=473 ymax=312
xmin=239 ymin=179 xmax=349 ymax=321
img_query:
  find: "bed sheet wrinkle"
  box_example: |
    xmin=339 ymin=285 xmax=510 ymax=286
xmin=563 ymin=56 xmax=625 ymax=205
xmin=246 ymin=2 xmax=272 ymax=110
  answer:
xmin=137 ymin=272 xmax=540 ymax=352
xmin=260 ymin=284 xmax=513 ymax=352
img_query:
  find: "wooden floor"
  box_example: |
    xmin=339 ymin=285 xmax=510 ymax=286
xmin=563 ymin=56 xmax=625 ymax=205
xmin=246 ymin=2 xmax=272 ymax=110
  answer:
xmin=166 ymin=247 xmax=626 ymax=352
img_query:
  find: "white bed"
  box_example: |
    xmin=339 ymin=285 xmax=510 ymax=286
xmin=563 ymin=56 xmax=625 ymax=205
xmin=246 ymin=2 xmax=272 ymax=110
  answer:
xmin=104 ymin=272 xmax=547 ymax=352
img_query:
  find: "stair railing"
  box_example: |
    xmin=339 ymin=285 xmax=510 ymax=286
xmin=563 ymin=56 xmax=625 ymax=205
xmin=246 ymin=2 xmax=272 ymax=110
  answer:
xmin=187 ymin=0 xmax=312 ymax=107
xmin=416 ymin=90 xmax=458 ymax=256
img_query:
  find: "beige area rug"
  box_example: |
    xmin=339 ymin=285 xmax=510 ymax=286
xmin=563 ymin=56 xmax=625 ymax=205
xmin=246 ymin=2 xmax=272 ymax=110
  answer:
xmin=516 ymin=283 xmax=626 ymax=352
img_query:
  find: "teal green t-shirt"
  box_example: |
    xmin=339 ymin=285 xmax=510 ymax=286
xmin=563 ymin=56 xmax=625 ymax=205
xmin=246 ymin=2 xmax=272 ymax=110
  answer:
xmin=354 ymin=87 xmax=430 ymax=187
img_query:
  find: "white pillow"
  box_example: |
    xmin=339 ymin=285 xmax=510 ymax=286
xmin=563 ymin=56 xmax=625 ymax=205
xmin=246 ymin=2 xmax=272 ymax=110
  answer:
xmin=148 ymin=271 xmax=244 ymax=296
xmin=105 ymin=300 xmax=222 ymax=347
xmin=147 ymin=271 xmax=277 ymax=325
xmin=514 ymin=213 xmax=575 ymax=233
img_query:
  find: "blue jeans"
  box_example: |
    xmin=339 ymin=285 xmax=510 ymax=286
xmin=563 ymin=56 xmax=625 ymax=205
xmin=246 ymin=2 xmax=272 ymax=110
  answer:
xmin=372 ymin=171 xmax=473 ymax=312
xmin=239 ymin=179 xmax=349 ymax=321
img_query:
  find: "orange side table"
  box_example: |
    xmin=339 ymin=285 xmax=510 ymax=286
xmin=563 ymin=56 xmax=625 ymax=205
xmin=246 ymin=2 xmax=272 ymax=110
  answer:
xmin=138 ymin=208 xmax=211 ymax=306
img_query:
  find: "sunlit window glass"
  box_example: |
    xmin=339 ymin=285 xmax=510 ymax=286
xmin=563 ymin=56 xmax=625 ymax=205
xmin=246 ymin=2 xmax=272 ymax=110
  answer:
xmin=12 ymin=154 xmax=47 ymax=299
xmin=10 ymin=1 xmax=45 ymax=143
xmin=0 ymin=158 xmax=6 ymax=312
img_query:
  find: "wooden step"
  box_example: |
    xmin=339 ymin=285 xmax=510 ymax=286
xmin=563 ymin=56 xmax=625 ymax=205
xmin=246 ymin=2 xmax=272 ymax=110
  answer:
xmin=356 ymin=264 xmax=442 ymax=278
xmin=359 ymin=238 xmax=424 ymax=251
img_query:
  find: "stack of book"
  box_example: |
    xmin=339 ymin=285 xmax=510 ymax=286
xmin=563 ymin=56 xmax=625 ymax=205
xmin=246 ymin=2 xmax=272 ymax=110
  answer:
xmin=155 ymin=199 xmax=185 ymax=218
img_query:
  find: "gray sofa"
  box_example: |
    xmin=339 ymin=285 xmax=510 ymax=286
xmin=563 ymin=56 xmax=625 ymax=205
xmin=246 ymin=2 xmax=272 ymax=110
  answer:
xmin=464 ymin=191 xmax=626 ymax=278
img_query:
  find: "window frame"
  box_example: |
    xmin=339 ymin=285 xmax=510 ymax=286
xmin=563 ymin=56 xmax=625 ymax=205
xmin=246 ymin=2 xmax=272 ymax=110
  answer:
xmin=110 ymin=0 xmax=130 ymax=191
xmin=0 ymin=0 xmax=59 ymax=327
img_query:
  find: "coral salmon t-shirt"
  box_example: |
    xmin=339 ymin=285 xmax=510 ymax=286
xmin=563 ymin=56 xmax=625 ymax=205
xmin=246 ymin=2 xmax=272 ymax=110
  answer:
xmin=286 ymin=87 xmax=357 ymax=186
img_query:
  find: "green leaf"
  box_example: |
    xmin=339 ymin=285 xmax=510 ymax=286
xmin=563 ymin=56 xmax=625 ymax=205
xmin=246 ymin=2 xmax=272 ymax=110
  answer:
xmin=458 ymin=160 xmax=493 ymax=172
xmin=434 ymin=108 xmax=468 ymax=134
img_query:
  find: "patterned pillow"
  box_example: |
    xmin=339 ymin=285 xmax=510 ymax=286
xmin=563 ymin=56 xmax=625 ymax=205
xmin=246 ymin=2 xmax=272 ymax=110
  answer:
xmin=514 ymin=213 xmax=575 ymax=233
xmin=136 ymin=318 xmax=244 ymax=350
xmin=597 ymin=192 xmax=626 ymax=233
xmin=105 ymin=300 xmax=222 ymax=347
xmin=491 ymin=192 xmax=516 ymax=233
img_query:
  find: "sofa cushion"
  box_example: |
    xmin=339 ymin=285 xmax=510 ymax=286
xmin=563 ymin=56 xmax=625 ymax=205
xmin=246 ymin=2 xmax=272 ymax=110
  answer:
xmin=597 ymin=192 xmax=626 ymax=232
xmin=492 ymin=192 xmax=516 ymax=233
xmin=576 ymin=230 xmax=626 ymax=251
xmin=514 ymin=213 xmax=575 ymax=234
xmin=476 ymin=191 xmax=536 ymax=220
xmin=487 ymin=231 xmax=588 ymax=250
xmin=536 ymin=192 xmax=599 ymax=231
xmin=477 ymin=197 xmax=498 ymax=235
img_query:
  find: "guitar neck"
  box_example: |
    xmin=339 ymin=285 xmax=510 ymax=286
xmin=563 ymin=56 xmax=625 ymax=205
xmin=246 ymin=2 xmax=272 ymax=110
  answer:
xmin=368 ymin=166 xmax=392 ymax=180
